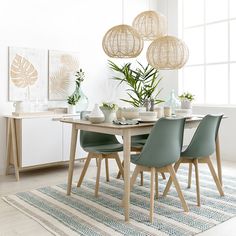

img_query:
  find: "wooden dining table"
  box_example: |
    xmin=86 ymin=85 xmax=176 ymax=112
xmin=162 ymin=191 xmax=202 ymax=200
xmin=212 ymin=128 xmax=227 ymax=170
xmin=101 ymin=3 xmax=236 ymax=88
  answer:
xmin=61 ymin=116 xmax=223 ymax=222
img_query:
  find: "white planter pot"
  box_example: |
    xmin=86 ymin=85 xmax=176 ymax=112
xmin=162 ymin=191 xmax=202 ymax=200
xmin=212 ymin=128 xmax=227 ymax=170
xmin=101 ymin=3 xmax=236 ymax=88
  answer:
xmin=100 ymin=108 xmax=116 ymax=123
xmin=67 ymin=105 xmax=76 ymax=114
xmin=181 ymin=100 xmax=192 ymax=109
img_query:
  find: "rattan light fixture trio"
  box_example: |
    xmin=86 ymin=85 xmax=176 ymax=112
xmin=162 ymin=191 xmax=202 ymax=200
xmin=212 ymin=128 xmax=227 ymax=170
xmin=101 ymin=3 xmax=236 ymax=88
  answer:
xmin=102 ymin=0 xmax=143 ymax=58
xmin=146 ymin=0 xmax=189 ymax=69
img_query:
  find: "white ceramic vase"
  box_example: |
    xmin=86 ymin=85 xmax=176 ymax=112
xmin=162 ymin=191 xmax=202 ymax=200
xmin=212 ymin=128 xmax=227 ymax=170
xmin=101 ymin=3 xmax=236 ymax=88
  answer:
xmin=89 ymin=104 xmax=105 ymax=123
xmin=100 ymin=108 xmax=116 ymax=123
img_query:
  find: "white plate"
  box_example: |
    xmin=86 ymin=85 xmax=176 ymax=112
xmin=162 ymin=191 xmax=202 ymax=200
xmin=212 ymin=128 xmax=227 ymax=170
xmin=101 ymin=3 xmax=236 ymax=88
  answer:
xmin=134 ymin=118 xmax=159 ymax=123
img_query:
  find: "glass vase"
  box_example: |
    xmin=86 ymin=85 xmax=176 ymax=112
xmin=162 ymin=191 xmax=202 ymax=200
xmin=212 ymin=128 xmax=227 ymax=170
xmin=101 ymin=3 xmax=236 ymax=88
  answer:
xmin=165 ymin=89 xmax=180 ymax=115
xmin=73 ymin=85 xmax=89 ymax=112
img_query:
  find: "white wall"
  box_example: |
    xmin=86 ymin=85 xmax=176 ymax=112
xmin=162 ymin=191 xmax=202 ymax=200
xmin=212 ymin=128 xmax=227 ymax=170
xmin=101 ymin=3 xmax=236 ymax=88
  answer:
xmin=0 ymin=0 xmax=162 ymax=175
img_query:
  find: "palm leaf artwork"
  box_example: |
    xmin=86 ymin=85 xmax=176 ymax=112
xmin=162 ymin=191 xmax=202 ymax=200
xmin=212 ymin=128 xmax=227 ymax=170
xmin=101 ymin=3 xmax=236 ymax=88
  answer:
xmin=108 ymin=60 xmax=164 ymax=107
xmin=49 ymin=67 xmax=73 ymax=100
xmin=60 ymin=54 xmax=79 ymax=72
xmin=10 ymin=54 xmax=38 ymax=99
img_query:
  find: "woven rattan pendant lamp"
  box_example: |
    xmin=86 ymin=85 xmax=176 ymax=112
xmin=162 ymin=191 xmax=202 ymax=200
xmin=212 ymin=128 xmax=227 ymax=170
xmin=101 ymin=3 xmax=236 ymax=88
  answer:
xmin=132 ymin=0 xmax=167 ymax=41
xmin=146 ymin=0 xmax=189 ymax=69
xmin=102 ymin=0 xmax=143 ymax=58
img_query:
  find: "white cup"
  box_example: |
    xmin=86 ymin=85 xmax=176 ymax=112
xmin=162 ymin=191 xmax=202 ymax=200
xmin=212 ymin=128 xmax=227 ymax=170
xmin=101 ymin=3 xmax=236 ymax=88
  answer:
xmin=155 ymin=107 xmax=164 ymax=118
xmin=13 ymin=101 xmax=24 ymax=113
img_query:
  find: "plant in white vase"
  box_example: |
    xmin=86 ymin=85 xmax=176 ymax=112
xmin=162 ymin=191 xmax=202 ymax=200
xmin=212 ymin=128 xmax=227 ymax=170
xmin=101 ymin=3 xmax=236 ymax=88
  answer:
xmin=179 ymin=92 xmax=195 ymax=109
xmin=100 ymin=102 xmax=118 ymax=123
xmin=67 ymin=93 xmax=80 ymax=114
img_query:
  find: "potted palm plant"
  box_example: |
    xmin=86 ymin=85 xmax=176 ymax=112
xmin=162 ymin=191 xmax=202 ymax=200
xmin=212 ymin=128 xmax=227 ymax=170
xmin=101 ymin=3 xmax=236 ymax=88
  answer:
xmin=108 ymin=60 xmax=164 ymax=108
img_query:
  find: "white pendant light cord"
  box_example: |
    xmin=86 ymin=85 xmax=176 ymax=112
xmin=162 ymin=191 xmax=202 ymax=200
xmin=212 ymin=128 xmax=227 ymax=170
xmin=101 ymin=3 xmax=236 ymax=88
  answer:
xmin=122 ymin=0 xmax=124 ymax=24
xmin=166 ymin=0 xmax=169 ymax=34
xmin=148 ymin=0 xmax=151 ymax=10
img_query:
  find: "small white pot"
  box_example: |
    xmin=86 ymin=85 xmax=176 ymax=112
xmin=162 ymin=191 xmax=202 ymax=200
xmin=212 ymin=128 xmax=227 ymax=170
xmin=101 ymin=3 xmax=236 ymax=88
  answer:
xmin=67 ymin=105 xmax=76 ymax=114
xmin=181 ymin=99 xmax=192 ymax=109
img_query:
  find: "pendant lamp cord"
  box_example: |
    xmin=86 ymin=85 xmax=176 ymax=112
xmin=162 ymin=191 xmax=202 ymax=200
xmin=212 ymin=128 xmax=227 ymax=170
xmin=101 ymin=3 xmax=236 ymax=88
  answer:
xmin=122 ymin=0 xmax=124 ymax=24
xmin=148 ymin=0 xmax=151 ymax=10
xmin=166 ymin=0 xmax=169 ymax=35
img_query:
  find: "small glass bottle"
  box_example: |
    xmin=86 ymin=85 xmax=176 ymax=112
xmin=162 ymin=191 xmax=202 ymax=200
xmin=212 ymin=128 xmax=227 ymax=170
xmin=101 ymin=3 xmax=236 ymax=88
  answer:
xmin=165 ymin=89 xmax=180 ymax=115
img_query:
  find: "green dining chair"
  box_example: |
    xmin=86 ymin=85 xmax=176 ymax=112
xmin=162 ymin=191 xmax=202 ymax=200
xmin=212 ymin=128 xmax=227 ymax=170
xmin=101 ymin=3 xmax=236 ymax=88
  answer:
xmin=116 ymin=134 xmax=166 ymax=183
xmin=129 ymin=117 xmax=188 ymax=223
xmin=77 ymin=111 xmax=124 ymax=197
xmin=163 ymin=114 xmax=224 ymax=206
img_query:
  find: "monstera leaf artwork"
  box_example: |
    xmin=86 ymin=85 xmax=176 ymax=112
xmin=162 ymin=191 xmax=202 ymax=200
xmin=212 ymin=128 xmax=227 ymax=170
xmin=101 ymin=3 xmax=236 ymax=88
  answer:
xmin=8 ymin=47 xmax=47 ymax=101
xmin=48 ymin=50 xmax=80 ymax=100
xmin=10 ymin=54 xmax=38 ymax=88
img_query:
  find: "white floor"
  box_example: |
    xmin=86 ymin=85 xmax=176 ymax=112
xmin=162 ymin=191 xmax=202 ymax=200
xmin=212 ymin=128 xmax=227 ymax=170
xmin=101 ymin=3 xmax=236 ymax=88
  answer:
xmin=0 ymin=158 xmax=236 ymax=236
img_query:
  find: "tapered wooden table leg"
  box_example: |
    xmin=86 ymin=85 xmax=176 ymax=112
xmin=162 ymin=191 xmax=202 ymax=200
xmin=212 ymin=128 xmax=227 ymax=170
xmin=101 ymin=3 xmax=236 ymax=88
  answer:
xmin=123 ymin=130 xmax=131 ymax=222
xmin=67 ymin=124 xmax=78 ymax=195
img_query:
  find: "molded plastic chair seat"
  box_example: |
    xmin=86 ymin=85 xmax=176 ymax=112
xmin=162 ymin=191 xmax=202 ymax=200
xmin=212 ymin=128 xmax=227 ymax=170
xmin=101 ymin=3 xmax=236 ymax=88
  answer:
xmin=163 ymin=114 xmax=224 ymax=206
xmin=83 ymin=143 xmax=123 ymax=154
xmin=131 ymin=154 xmax=140 ymax=163
xmin=129 ymin=117 xmax=188 ymax=223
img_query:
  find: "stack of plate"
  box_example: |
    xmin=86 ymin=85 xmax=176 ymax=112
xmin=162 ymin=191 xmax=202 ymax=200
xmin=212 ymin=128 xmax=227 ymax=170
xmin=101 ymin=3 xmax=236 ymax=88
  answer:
xmin=139 ymin=111 xmax=157 ymax=122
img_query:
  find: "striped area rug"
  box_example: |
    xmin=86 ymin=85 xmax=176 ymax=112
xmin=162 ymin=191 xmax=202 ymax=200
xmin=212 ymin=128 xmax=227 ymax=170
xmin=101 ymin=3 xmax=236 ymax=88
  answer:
xmin=2 ymin=167 xmax=236 ymax=236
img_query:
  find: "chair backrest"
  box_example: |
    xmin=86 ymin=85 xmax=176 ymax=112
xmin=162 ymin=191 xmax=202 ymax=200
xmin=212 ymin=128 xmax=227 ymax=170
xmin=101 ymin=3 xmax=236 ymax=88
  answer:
xmin=80 ymin=111 xmax=119 ymax=149
xmin=135 ymin=117 xmax=185 ymax=168
xmin=182 ymin=114 xmax=223 ymax=158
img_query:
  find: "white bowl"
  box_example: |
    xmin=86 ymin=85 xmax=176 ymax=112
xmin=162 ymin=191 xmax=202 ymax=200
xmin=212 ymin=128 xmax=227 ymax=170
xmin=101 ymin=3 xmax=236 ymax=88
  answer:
xmin=88 ymin=116 xmax=105 ymax=123
xmin=139 ymin=111 xmax=157 ymax=121
xmin=175 ymin=108 xmax=192 ymax=117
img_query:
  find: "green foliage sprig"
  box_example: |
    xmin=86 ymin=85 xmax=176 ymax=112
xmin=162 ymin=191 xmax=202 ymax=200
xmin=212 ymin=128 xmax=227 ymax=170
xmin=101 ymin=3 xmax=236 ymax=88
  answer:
xmin=108 ymin=60 xmax=164 ymax=107
xmin=100 ymin=102 xmax=118 ymax=111
xmin=75 ymin=69 xmax=85 ymax=87
xmin=67 ymin=93 xmax=80 ymax=105
xmin=179 ymin=92 xmax=195 ymax=102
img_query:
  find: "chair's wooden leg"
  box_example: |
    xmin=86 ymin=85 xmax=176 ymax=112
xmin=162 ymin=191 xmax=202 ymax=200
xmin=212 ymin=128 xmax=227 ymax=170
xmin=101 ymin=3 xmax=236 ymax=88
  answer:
xmin=193 ymin=159 xmax=200 ymax=206
xmin=216 ymin=135 xmax=222 ymax=186
xmin=168 ymin=165 xmax=189 ymax=212
xmin=95 ymin=158 xmax=98 ymax=167
xmin=77 ymin=153 xmax=92 ymax=187
xmin=161 ymin=172 xmax=166 ymax=179
xmin=163 ymin=159 xmax=181 ymax=196
xmin=114 ymin=153 xmax=124 ymax=179
xmin=155 ymin=171 xmax=158 ymax=199
xmin=150 ymin=167 xmax=155 ymax=223
xmin=105 ymin=158 xmax=109 ymax=182
xmin=95 ymin=157 xmax=103 ymax=197
xmin=116 ymin=160 xmax=124 ymax=179
xmin=206 ymin=158 xmax=224 ymax=196
xmin=140 ymin=171 xmax=144 ymax=186
xmin=187 ymin=163 xmax=193 ymax=188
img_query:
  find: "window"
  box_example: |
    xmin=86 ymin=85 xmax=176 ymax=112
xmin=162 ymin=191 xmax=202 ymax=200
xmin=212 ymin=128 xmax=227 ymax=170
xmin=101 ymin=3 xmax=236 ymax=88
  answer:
xmin=179 ymin=0 xmax=236 ymax=105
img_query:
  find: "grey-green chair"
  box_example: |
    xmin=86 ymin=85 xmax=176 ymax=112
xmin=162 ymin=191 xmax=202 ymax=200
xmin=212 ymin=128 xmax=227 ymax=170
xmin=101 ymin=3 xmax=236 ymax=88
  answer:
xmin=116 ymin=134 xmax=166 ymax=183
xmin=130 ymin=117 xmax=189 ymax=223
xmin=163 ymin=114 xmax=224 ymax=206
xmin=77 ymin=111 xmax=124 ymax=197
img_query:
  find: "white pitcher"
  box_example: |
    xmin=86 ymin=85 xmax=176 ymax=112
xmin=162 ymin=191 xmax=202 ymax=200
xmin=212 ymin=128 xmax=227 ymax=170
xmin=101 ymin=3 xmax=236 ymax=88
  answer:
xmin=13 ymin=101 xmax=24 ymax=113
